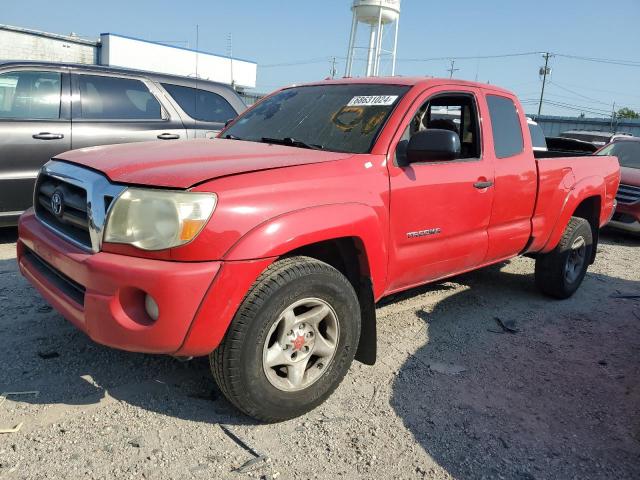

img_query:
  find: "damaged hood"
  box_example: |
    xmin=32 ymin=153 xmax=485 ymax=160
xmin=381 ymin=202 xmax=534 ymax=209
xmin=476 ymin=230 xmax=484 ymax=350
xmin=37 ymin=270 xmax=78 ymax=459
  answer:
xmin=55 ymin=138 xmax=355 ymax=188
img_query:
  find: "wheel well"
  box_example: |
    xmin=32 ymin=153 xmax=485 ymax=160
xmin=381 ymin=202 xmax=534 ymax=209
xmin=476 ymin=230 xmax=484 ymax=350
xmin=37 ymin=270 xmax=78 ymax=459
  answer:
xmin=572 ymin=196 xmax=601 ymax=264
xmin=286 ymin=237 xmax=377 ymax=365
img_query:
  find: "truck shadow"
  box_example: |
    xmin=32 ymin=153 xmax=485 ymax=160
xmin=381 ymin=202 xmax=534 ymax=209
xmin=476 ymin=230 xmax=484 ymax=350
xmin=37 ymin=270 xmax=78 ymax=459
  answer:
xmin=388 ymin=247 xmax=640 ymax=478
xmin=1 ymin=232 xmax=638 ymax=466
xmin=0 ymin=254 xmax=252 ymax=427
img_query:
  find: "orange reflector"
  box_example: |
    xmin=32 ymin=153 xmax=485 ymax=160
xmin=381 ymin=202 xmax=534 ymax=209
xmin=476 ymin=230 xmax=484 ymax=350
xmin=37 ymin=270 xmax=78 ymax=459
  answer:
xmin=180 ymin=219 xmax=206 ymax=241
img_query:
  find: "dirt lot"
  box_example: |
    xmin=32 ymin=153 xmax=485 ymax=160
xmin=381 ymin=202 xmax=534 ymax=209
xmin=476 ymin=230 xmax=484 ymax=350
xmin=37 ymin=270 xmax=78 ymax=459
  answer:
xmin=0 ymin=227 xmax=638 ymax=479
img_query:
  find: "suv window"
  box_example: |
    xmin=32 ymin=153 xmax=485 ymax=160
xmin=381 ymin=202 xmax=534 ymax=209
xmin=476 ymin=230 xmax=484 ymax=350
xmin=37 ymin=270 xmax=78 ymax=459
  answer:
xmin=0 ymin=71 xmax=61 ymax=120
xmin=77 ymin=75 xmax=162 ymax=120
xmin=487 ymin=95 xmax=524 ymax=158
xmin=396 ymin=93 xmax=481 ymax=163
xmin=162 ymin=83 xmax=237 ymax=123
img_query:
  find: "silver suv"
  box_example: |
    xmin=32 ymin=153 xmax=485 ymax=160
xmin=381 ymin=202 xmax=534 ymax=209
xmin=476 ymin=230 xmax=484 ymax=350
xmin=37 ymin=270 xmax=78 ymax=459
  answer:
xmin=0 ymin=61 xmax=246 ymax=226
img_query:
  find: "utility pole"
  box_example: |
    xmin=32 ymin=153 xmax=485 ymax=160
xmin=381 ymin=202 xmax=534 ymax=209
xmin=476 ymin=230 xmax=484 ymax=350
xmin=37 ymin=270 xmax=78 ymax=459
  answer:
xmin=537 ymin=52 xmax=552 ymax=116
xmin=330 ymin=56 xmax=337 ymax=79
xmin=447 ymin=59 xmax=459 ymax=79
xmin=610 ymin=101 xmax=616 ymax=132
xmin=227 ymin=33 xmax=235 ymax=90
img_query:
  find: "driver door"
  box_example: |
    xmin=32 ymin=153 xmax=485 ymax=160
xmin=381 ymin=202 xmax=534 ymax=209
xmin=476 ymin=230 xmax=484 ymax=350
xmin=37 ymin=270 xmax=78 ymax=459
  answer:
xmin=386 ymin=87 xmax=495 ymax=292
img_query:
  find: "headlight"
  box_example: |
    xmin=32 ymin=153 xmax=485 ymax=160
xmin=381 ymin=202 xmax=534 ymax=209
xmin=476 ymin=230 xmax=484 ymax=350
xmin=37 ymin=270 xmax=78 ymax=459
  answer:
xmin=104 ymin=188 xmax=217 ymax=250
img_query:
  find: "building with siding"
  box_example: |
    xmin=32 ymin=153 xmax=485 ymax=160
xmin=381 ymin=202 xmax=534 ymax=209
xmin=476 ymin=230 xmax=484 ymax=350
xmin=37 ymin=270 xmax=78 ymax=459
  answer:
xmin=0 ymin=24 xmax=257 ymax=90
xmin=530 ymin=114 xmax=640 ymax=137
xmin=0 ymin=24 xmax=98 ymax=64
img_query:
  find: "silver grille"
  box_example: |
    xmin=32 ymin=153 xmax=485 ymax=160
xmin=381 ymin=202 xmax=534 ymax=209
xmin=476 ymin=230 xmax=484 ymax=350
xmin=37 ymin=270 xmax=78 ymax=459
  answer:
xmin=616 ymin=183 xmax=640 ymax=205
xmin=35 ymin=161 xmax=126 ymax=253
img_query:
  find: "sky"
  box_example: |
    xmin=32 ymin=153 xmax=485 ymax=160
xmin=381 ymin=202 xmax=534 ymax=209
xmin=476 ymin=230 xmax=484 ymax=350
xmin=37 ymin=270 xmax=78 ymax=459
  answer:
xmin=3 ymin=0 xmax=640 ymax=117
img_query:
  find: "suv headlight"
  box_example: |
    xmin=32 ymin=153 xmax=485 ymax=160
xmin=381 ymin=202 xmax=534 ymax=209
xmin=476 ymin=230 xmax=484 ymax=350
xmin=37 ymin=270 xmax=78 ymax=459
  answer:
xmin=104 ymin=188 xmax=217 ymax=251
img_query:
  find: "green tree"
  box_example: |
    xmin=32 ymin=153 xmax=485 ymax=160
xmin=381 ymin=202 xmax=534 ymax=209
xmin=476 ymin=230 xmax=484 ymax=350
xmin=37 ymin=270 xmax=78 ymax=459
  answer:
xmin=616 ymin=107 xmax=640 ymax=119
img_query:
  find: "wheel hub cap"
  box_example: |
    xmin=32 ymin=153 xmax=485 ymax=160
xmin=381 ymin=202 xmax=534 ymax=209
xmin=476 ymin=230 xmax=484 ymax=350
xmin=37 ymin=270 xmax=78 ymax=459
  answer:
xmin=565 ymin=235 xmax=586 ymax=284
xmin=262 ymin=298 xmax=339 ymax=392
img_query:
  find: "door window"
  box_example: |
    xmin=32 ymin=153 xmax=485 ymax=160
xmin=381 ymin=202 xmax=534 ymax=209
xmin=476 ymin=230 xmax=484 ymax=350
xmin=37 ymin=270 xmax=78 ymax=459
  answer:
xmin=396 ymin=93 xmax=481 ymax=163
xmin=487 ymin=95 xmax=524 ymax=158
xmin=162 ymin=83 xmax=237 ymax=123
xmin=0 ymin=71 xmax=61 ymax=120
xmin=77 ymin=75 xmax=162 ymax=120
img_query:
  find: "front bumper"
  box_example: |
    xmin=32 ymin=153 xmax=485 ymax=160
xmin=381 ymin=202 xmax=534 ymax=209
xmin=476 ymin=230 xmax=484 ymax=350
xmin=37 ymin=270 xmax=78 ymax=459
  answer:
xmin=18 ymin=210 xmax=272 ymax=356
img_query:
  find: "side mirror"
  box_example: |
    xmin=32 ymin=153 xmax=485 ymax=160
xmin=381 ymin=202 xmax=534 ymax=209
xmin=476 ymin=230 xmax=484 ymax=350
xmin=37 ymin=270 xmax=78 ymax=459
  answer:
xmin=224 ymin=118 xmax=235 ymax=128
xmin=406 ymin=129 xmax=461 ymax=163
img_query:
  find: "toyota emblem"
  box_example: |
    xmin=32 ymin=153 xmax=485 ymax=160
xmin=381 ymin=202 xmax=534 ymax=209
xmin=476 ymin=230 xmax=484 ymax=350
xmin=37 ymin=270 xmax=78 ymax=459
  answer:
xmin=51 ymin=191 xmax=64 ymax=217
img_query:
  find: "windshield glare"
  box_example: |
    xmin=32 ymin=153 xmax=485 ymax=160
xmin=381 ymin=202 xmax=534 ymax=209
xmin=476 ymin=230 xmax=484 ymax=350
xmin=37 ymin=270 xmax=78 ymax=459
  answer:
xmin=598 ymin=141 xmax=640 ymax=169
xmin=224 ymin=84 xmax=409 ymax=153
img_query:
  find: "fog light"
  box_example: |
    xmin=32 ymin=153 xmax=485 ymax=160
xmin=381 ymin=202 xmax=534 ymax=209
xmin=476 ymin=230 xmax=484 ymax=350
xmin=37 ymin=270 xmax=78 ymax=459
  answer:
xmin=144 ymin=294 xmax=159 ymax=321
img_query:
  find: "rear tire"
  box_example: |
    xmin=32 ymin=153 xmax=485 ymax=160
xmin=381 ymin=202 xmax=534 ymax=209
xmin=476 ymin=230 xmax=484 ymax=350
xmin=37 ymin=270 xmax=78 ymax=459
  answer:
xmin=535 ymin=216 xmax=593 ymax=299
xmin=210 ymin=256 xmax=361 ymax=422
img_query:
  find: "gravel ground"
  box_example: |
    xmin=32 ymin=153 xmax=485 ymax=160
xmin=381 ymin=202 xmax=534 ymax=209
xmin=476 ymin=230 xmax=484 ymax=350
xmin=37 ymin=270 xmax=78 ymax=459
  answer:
xmin=0 ymin=227 xmax=638 ymax=479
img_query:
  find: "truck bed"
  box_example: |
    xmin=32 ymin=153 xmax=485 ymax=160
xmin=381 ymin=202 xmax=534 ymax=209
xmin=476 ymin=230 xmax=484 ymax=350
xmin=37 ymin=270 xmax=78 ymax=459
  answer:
xmin=528 ymin=154 xmax=619 ymax=253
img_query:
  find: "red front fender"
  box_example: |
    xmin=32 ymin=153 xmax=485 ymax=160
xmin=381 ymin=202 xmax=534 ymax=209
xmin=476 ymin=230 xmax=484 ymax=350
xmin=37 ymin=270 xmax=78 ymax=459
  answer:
xmin=224 ymin=203 xmax=389 ymax=299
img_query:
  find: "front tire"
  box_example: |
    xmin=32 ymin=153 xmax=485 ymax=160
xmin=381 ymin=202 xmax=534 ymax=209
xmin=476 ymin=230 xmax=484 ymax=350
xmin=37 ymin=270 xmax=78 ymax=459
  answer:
xmin=535 ymin=216 xmax=593 ymax=299
xmin=210 ymin=256 xmax=361 ymax=422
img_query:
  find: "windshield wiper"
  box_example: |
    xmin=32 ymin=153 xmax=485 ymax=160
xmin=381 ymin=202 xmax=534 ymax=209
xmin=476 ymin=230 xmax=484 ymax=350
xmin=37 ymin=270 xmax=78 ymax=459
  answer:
xmin=260 ymin=137 xmax=324 ymax=150
xmin=224 ymin=134 xmax=243 ymax=140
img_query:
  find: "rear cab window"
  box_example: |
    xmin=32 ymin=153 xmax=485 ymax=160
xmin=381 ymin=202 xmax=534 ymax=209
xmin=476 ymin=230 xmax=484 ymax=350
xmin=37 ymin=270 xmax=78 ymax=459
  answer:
xmin=76 ymin=75 xmax=162 ymax=120
xmin=162 ymin=83 xmax=237 ymax=123
xmin=528 ymin=122 xmax=547 ymax=150
xmin=486 ymin=95 xmax=524 ymax=158
xmin=0 ymin=70 xmax=61 ymax=120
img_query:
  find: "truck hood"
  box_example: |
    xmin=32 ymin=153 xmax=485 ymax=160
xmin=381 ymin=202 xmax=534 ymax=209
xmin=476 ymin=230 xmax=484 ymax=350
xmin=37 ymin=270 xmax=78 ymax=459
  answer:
xmin=55 ymin=138 xmax=355 ymax=188
xmin=621 ymin=166 xmax=640 ymax=186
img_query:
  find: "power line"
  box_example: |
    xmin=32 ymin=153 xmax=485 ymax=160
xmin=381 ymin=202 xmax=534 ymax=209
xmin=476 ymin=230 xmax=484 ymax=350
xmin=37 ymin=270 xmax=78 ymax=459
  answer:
xmin=531 ymin=100 xmax=613 ymax=117
xmin=260 ymin=57 xmax=337 ymax=68
xmin=547 ymin=80 xmax=611 ymax=106
xmin=398 ymin=51 xmax=543 ymax=63
xmin=554 ymin=53 xmax=640 ymax=67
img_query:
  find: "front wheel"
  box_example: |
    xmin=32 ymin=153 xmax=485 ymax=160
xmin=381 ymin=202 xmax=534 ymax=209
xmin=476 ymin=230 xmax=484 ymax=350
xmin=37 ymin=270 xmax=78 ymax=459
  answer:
xmin=535 ymin=216 xmax=593 ymax=299
xmin=210 ymin=256 xmax=361 ymax=422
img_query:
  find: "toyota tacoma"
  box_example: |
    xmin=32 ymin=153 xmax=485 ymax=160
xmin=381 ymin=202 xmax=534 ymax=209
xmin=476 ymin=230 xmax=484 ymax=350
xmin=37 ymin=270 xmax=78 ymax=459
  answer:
xmin=17 ymin=77 xmax=620 ymax=421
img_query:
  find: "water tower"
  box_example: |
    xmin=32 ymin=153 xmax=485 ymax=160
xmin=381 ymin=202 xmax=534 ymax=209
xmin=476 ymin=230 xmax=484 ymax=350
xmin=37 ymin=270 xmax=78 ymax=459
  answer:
xmin=345 ymin=0 xmax=401 ymax=77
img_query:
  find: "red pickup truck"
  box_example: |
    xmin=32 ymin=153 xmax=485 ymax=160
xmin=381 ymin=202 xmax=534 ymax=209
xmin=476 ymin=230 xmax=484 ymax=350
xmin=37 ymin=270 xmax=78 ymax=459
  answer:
xmin=17 ymin=77 xmax=619 ymax=421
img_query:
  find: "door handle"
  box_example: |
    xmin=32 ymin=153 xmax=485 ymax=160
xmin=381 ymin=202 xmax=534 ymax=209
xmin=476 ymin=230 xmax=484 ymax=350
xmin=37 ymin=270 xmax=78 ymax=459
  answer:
xmin=33 ymin=132 xmax=64 ymax=140
xmin=473 ymin=180 xmax=494 ymax=189
xmin=157 ymin=133 xmax=180 ymax=140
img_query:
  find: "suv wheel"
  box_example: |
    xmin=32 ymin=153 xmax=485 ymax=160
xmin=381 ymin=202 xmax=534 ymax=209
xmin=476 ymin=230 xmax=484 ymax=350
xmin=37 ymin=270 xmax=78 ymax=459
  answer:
xmin=535 ymin=216 xmax=593 ymax=299
xmin=210 ymin=256 xmax=361 ymax=422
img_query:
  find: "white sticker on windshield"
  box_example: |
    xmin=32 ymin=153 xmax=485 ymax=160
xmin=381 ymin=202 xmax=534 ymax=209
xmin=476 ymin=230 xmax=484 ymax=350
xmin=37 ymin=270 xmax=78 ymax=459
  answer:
xmin=347 ymin=95 xmax=398 ymax=107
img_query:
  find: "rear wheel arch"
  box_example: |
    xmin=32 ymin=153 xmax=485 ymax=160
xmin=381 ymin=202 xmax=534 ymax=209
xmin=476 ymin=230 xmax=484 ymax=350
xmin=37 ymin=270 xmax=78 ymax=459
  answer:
xmin=572 ymin=195 xmax=601 ymax=264
xmin=541 ymin=179 xmax=604 ymax=256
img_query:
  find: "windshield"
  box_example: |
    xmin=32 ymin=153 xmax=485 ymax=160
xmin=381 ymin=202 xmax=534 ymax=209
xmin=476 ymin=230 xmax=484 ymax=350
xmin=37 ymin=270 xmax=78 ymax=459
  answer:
xmin=597 ymin=141 xmax=640 ymax=169
xmin=224 ymin=84 xmax=410 ymax=154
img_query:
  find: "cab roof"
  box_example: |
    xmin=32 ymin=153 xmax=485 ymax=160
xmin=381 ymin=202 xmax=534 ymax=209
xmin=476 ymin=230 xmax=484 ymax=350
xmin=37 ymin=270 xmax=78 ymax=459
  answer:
xmin=290 ymin=76 xmax=514 ymax=95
